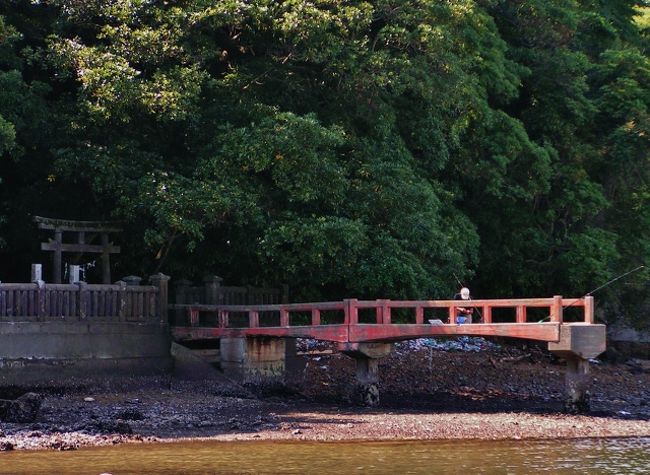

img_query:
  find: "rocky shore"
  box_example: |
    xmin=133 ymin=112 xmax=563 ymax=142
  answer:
xmin=1 ymin=339 xmax=649 ymax=451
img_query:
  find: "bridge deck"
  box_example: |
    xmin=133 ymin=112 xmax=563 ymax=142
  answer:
xmin=171 ymin=296 xmax=593 ymax=344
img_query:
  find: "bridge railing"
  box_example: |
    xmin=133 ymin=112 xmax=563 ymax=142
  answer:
xmin=172 ymin=301 xmax=347 ymax=328
xmin=352 ymin=296 xmax=594 ymax=325
xmin=172 ymin=295 xmax=594 ymax=328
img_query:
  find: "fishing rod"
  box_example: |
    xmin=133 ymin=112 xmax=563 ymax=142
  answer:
xmin=452 ymin=272 xmax=483 ymax=322
xmin=538 ymin=265 xmax=646 ymax=322
xmin=583 ymin=265 xmax=645 ymax=297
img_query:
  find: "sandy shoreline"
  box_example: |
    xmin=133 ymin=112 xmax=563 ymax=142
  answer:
xmin=3 ymin=399 xmax=649 ymax=451
xmin=1 ymin=341 xmax=649 ymax=451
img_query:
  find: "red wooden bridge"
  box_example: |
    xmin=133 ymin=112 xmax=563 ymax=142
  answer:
xmin=171 ymin=295 xmax=595 ymax=345
xmin=171 ymin=296 xmax=604 ymax=409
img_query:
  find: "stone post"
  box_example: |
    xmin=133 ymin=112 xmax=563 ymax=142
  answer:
xmin=174 ymin=279 xmax=192 ymax=304
xmin=122 ymin=275 xmax=142 ymax=287
xmin=32 ymin=264 xmax=45 ymax=320
xmin=68 ymin=265 xmax=80 ymax=284
xmin=150 ymin=273 xmax=170 ymax=326
xmin=31 ymin=264 xmax=43 ymax=282
xmin=203 ymin=275 xmax=223 ymax=305
xmin=35 ymin=279 xmax=46 ymax=321
xmin=339 ymin=342 xmax=393 ymax=406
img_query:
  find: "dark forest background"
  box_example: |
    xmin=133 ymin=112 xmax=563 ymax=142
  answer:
xmin=1 ymin=0 xmax=648 ymax=327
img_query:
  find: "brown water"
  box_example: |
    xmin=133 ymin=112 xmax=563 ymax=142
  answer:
xmin=1 ymin=437 xmax=649 ymax=474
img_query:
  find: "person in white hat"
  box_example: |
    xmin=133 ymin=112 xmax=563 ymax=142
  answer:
xmin=453 ymin=287 xmax=474 ymax=324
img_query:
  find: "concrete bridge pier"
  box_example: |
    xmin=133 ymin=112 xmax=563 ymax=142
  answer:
xmin=339 ymin=342 xmax=393 ymax=406
xmin=220 ymin=337 xmax=291 ymax=386
xmin=548 ymin=324 xmax=606 ymax=413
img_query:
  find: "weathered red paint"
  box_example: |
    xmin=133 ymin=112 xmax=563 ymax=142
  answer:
xmin=249 ymin=310 xmax=259 ymax=328
xmin=516 ymin=305 xmax=526 ymax=323
xmin=348 ymin=323 xmax=560 ymax=343
xmin=172 ymin=324 xmax=350 ymax=342
xmin=415 ymin=306 xmax=424 ymax=325
xmin=482 ymin=305 xmax=492 ymax=323
xmin=170 ymin=296 xmax=593 ymax=345
xmin=311 ymin=308 xmax=321 ymax=326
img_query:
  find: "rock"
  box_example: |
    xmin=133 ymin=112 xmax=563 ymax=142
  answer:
xmin=350 ymin=383 xmax=380 ymax=407
xmin=0 ymin=393 xmax=43 ymax=423
xmin=0 ymin=441 xmax=14 ymax=451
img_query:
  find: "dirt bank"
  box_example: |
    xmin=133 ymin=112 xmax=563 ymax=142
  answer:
xmin=1 ymin=340 xmax=649 ymax=450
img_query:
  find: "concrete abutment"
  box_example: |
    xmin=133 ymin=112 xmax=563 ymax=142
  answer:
xmin=220 ymin=337 xmax=302 ymax=387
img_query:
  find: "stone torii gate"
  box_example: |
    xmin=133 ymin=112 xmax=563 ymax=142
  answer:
xmin=34 ymin=216 xmax=121 ymax=284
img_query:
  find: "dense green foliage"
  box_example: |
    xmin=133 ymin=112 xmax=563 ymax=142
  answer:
xmin=0 ymin=1 xmax=648 ymax=325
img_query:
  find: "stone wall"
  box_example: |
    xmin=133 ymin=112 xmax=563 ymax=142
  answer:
xmin=0 ymin=322 xmax=172 ymax=384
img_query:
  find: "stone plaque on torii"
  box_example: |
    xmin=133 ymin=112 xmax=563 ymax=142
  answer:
xmin=34 ymin=216 xmax=122 ymax=284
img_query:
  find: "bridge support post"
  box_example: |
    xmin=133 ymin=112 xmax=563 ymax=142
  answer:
xmin=548 ymin=324 xmax=606 ymax=413
xmin=339 ymin=342 xmax=393 ymax=407
xmin=563 ymin=355 xmax=591 ymax=413
xmin=220 ymin=337 xmax=296 ymax=387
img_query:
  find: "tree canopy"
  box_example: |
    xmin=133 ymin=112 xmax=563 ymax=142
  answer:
xmin=0 ymin=0 xmax=648 ymax=326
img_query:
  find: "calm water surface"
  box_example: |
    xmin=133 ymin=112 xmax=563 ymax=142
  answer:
xmin=1 ymin=437 xmax=649 ymax=474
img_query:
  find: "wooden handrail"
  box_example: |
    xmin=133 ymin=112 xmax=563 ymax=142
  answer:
xmin=169 ymin=301 xmax=345 ymax=312
xmin=174 ymin=295 xmax=596 ymax=327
